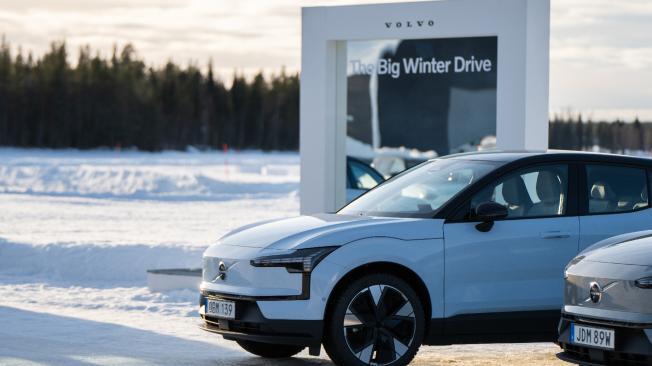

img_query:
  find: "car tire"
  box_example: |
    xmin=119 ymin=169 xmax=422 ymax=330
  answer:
xmin=235 ymin=340 xmax=304 ymax=358
xmin=324 ymin=273 xmax=425 ymax=366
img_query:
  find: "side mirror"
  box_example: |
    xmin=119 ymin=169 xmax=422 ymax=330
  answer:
xmin=474 ymin=201 xmax=508 ymax=232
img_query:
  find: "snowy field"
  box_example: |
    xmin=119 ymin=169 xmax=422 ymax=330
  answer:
xmin=0 ymin=148 xmax=563 ymax=365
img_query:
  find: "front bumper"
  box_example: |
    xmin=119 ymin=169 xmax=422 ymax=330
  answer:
xmin=198 ymin=290 xmax=323 ymax=348
xmin=557 ymin=313 xmax=652 ymax=365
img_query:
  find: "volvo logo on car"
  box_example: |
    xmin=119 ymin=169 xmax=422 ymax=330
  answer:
xmin=589 ymin=282 xmax=602 ymax=304
xmin=211 ymin=261 xmax=228 ymax=282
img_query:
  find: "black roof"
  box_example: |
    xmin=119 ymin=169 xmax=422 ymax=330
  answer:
xmin=444 ymin=149 xmax=652 ymax=166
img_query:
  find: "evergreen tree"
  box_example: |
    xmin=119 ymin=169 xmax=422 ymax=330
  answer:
xmin=1 ymin=37 xmax=651 ymax=153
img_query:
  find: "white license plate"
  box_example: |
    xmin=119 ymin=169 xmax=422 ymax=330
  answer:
xmin=206 ymin=299 xmax=235 ymax=319
xmin=570 ymin=323 xmax=615 ymax=350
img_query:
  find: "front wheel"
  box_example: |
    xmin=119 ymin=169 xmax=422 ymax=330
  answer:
xmin=236 ymin=340 xmax=304 ymax=358
xmin=324 ymin=274 xmax=426 ymax=366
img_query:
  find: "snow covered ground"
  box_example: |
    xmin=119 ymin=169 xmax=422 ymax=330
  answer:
xmin=0 ymin=148 xmax=563 ymax=365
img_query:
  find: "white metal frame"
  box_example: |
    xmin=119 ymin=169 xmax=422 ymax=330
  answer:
xmin=300 ymin=0 xmax=550 ymax=214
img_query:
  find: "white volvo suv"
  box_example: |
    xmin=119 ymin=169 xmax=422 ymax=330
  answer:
xmin=200 ymin=151 xmax=652 ymax=366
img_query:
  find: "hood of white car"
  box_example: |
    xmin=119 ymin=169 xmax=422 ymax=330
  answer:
xmin=215 ymin=213 xmax=443 ymax=251
xmin=583 ymin=234 xmax=652 ymax=266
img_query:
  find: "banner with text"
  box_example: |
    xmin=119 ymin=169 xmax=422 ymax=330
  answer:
xmin=346 ymin=36 xmax=498 ymax=158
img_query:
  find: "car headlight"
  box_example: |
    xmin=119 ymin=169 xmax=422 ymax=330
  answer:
xmin=250 ymin=247 xmax=338 ymax=273
xmin=635 ymin=277 xmax=652 ymax=289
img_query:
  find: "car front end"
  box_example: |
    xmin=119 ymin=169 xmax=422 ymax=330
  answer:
xmin=199 ymin=246 xmax=329 ymax=352
xmin=557 ymin=235 xmax=652 ymax=365
xmin=197 ymin=212 xmax=443 ymax=355
xmin=198 ymin=216 xmax=348 ymax=354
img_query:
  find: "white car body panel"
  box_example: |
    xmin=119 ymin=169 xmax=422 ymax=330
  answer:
xmin=215 ymin=214 xmax=441 ymax=251
xmin=258 ymin=234 xmax=443 ymax=320
xmin=256 ymin=234 xmax=444 ymax=320
xmin=578 ymin=209 xmax=652 ymax=251
xmin=444 ymin=216 xmax=579 ymax=316
xmin=313 ymin=235 xmax=445 ymax=318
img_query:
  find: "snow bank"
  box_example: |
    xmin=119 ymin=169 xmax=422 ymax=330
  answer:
xmin=0 ymin=238 xmax=202 ymax=284
xmin=0 ymin=148 xmax=299 ymax=200
xmin=0 ymin=148 xmax=300 ymax=284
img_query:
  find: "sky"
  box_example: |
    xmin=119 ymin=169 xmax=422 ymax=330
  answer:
xmin=0 ymin=0 xmax=651 ymax=120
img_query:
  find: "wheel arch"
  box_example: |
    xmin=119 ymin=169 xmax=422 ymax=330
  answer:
xmin=324 ymin=261 xmax=433 ymax=330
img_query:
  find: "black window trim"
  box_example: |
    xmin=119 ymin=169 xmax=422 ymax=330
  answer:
xmin=579 ymin=162 xmax=652 ymax=217
xmin=445 ymin=161 xmax=579 ymax=223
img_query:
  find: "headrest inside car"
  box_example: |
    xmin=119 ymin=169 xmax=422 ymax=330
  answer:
xmin=502 ymin=176 xmax=529 ymax=205
xmin=536 ymin=171 xmax=561 ymax=203
xmin=590 ymin=182 xmax=608 ymax=200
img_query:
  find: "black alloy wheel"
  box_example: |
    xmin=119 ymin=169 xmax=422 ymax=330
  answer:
xmin=324 ymin=274 xmax=425 ymax=366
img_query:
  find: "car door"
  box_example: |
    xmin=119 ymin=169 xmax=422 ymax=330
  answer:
xmin=579 ymin=163 xmax=652 ymax=251
xmin=443 ymin=163 xmax=580 ymax=335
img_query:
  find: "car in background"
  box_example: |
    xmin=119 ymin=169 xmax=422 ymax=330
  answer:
xmin=200 ymin=151 xmax=652 ymax=366
xmin=346 ymin=156 xmax=385 ymax=202
xmin=371 ymin=155 xmax=429 ymax=178
xmin=557 ymin=232 xmax=652 ymax=365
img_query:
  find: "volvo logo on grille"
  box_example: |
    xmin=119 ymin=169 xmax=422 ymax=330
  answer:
xmin=589 ymin=282 xmax=602 ymax=304
xmin=211 ymin=261 xmax=228 ymax=282
xmin=217 ymin=261 xmax=227 ymax=280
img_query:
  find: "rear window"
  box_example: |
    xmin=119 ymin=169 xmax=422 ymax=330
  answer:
xmin=586 ymin=165 xmax=649 ymax=214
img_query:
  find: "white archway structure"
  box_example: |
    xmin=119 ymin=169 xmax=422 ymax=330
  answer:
xmin=300 ymin=0 xmax=550 ymax=214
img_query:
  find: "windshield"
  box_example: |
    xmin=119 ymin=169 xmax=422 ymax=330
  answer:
xmin=339 ymin=158 xmax=500 ymax=218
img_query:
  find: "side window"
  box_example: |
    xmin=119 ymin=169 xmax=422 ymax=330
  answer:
xmin=471 ymin=165 xmax=569 ymax=219
xmin=349 ymin=160 xmax=382 ymax=190
xmin=586 ymin=165 xmax=648 ymax=214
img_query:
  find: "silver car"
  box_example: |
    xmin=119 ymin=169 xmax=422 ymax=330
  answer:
xmin=557 ymin=231 xmax=652 ymax=365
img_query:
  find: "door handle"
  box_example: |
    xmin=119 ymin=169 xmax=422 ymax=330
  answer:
xmin=540 ymin=231 xmax=571 ymax=239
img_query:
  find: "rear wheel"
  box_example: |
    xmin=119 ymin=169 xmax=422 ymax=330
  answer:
xmin=236 ymin=340 xmax=304 ymax=358
xmin=324 ymin=274 xmax=425 ymax=366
